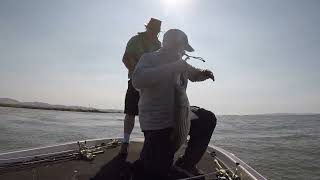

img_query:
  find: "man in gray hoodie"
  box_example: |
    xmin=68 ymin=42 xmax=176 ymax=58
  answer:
xmin=132 ymin=29 xmax=215 ymax=179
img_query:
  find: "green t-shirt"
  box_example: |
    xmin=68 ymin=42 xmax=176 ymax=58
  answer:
xmin=125 ymin=32 xmax=161 ymax=67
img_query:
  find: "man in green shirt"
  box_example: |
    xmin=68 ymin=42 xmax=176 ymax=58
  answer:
xmin=120 ymin=18 xmax=161 ymax=154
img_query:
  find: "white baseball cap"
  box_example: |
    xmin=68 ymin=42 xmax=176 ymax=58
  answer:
xmin=163 ymin=29 xmax=194 ymax=52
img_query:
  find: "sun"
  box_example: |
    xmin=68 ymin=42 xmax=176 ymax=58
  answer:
xmin=162 ymin=0 xmax=191 ymax=9
xmin=163 ymin=0 xmax=180 ymax=7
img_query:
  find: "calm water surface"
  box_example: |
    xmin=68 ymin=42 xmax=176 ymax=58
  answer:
xmin=1 ymin=107 xmax=319 ymax=180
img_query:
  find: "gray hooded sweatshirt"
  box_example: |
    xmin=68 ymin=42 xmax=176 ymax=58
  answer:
xmin=132 ymin=48 xmax=209 ymax=131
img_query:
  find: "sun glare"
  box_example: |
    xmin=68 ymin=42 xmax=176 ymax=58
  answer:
xmin=163 ymin=0 xmax=180 ymax=7
xmin=162 ymin=0 xmax=192 ymax=9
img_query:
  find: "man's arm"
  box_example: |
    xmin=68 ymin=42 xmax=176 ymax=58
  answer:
xmin=122 ymin=36 xmax=141 ymax=74
xmin=132 ymin=55 xmax=188 ymax=89
xmin=122 ymin=52 xmax=137 ymax=72
xmin=187 ymin=64 xmax=214 ymax=82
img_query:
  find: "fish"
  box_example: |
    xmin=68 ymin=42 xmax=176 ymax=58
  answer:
xmin=172 ymin=73 xmax=191 ymax=152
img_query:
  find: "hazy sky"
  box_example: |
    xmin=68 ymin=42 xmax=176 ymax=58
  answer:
xmin=1 ymin=0 xmax=319 ymax=114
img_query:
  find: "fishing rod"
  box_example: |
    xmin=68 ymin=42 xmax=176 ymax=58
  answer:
xmin=183 ymin=53 xmax=206 ymax=62
xmin=0 ymin=139 xmax=121 ymax=171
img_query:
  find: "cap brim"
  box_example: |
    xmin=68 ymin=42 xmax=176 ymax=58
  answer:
xmin=185 ymin=44 xmax=194 ymax=52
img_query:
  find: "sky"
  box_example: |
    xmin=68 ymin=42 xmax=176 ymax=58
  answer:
xmin=0 ymin=0 xmax=319 ymax=115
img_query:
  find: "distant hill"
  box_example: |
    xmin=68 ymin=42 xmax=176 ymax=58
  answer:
xmin=0 ymin=98 xmax=122 ymax=113
xmin=0 ymin=98 xmax=20 ymax=104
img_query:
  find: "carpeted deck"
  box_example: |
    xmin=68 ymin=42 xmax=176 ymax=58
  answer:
xmin=0 ymin=141 xmax=218 ymax=180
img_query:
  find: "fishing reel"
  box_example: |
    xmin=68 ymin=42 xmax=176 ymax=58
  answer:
xmin=210 ymin=152 xmax=241 ymax=180
xmin=77 ymin=141 xmax=104 ymax=161
xmin=214 ymin=161 xmax=241 ymax=180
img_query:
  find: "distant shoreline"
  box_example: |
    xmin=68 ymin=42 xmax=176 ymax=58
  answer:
xmin=0 ymin=103 xmax=122 ymax=114
xmin=0 ymin=99 xmax=319 ymax=116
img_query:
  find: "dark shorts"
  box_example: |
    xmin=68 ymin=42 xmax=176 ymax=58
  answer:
xmin=124 ymin=79 xmax=139 ymax=115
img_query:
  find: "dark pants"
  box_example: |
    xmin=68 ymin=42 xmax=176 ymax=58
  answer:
xmin=133 ymin=107 xmax=216 ymax=179
xmin=136 ymin=128 xmax=175 ymax=180
xmin=182 ymin=107 xmax=217 ymax=167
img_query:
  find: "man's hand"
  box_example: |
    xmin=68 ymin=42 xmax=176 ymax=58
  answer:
xmin=202 ymin=69 xmax=215 ymax=81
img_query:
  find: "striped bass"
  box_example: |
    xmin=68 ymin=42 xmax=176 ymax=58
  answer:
xmin=172 ymin=73 xmax=191 ymax=152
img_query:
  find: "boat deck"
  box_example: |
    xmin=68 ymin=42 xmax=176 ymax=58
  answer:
xmin=0 ymin=141 xmax=219 ymax=180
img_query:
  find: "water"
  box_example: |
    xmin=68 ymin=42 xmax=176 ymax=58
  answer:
xmin=0 ymin=107 xmax=319 ymax=180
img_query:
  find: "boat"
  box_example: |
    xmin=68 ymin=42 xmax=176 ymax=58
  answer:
xmin=0 ymin=137 xmax=266 ymax=180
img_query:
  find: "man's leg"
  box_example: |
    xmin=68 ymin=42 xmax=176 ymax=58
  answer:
xmin=119 ymin=114 xmax=135 ymax=154
xmin=139 ymin=128 xmax=174 ymax=180
xmin=120 ymin=79 xmax=139 ymax=154
xmin=176 ymin=107 xmax=217 ymax=173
